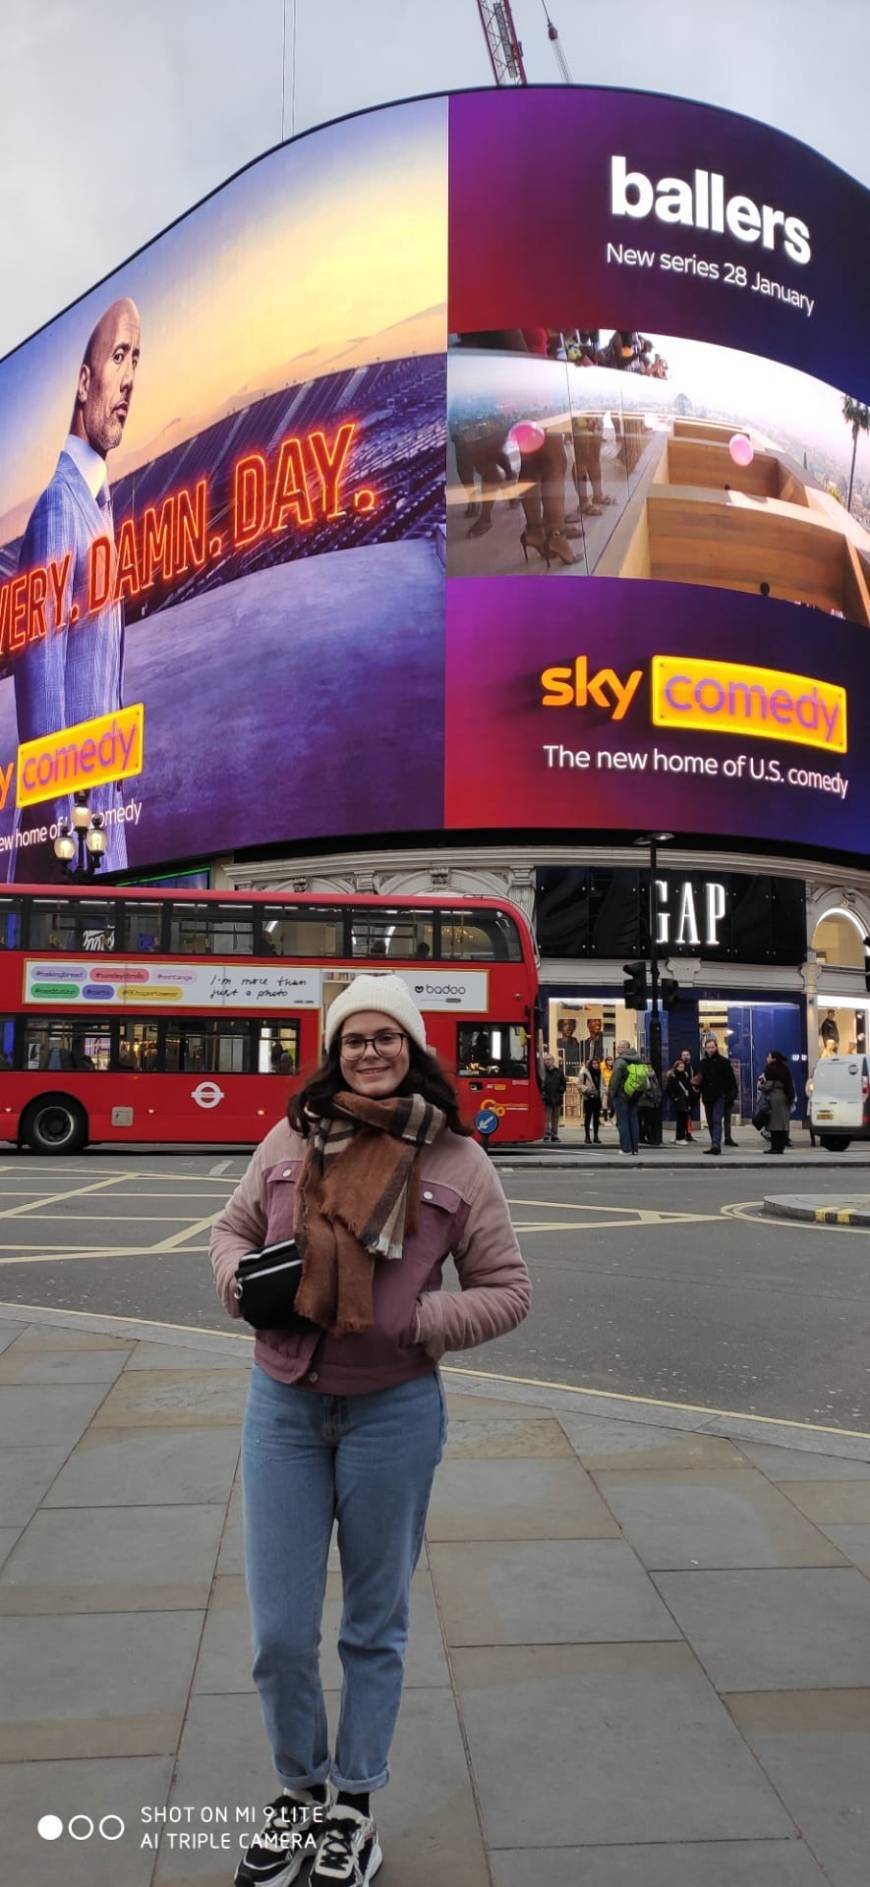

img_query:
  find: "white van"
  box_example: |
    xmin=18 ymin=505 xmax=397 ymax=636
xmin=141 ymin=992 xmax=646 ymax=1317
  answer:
xmin=809 ymin=1055 xmax=870 ymax=1149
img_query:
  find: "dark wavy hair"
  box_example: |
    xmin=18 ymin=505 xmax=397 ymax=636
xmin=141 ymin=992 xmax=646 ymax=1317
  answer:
xmin=288 ymin=1037 xmax=472 ymax=1138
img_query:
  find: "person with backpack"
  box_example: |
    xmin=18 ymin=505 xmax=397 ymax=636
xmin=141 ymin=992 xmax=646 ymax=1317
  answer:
xmin=636 ymin=1061 xmax=661 ymax=1144
xmin=609 ymin=1039 xmax=648 ymax=1155
xmin=693 ymin=1034 xmax=738 ymax=1156
xmin=541 ymin=1052 xmax=567 ymax=1143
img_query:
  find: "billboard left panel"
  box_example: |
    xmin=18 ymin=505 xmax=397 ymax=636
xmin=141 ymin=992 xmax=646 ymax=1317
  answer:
xmin=0 ymin=96 xmax=449 ymax=880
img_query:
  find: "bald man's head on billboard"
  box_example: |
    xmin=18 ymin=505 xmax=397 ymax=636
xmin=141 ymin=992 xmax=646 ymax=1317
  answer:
xmin=71 ymin=297 xmax=141 ymax=458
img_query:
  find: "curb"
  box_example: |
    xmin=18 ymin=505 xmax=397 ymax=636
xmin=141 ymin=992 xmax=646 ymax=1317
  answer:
xmin=493 ymin=1155 xmax=870 ymax=1170
xmin=3 ymin=1301 xmax=870 ymax=1460
xmin=763 ymin=1194 xmax=870 ymax=1227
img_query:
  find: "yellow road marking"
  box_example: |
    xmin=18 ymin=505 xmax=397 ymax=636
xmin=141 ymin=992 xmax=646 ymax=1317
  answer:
xmin=0 ymin=1173 xmax=134 ymax=1219
xmin=151 ymin=1212 xmax=220 ymax=1252
xmin=0 ymin=1212 xmax=218 ymax=1223
xmin=441 ymin=1364 xmax=870 ymax=1443
xmin=0 ymin=1167 xmax=239 ymax=1186
xmin=0 ymin=1244 xmax=214 ymax=1265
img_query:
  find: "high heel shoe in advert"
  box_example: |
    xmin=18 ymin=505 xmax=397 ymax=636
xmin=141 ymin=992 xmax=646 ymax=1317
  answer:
xmin=520 ymin=529 xmax=550 ymax=567
xmin=546 ymin=532 xmax=578 ymax=566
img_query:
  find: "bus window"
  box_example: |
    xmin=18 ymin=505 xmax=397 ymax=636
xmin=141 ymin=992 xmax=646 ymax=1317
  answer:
xmin=440 ymin=910 xmax=521 ymax=961
xmin=258 ymin=1022 xmax=300 ymax=1074
xmin=165 ymin=1018 xmax=253 ymax=1074
xmin=117 ymin=1021 xmax=160 ymax=1071
xmin=29 ymin=899 xmax=116 ymax=953
xmin=350 ymin=910 xmax=434 ymax=959
xmin=457 ymin=1023 xmax=529 ymax=1078
xmin=169 ymin=903 xmax=255 ymax=956
xmin=0 ymin=1016 xmax=14 ymax=1069
xmin=24 ymin=1019 xmax=111 ymax=1071
xmin=0 ymin=899 xmax=20 ymax=949
xmin=121 ymin=902 xmax=164 ymax=954
xmin=261 ymin=907 xmax=344 ymax=958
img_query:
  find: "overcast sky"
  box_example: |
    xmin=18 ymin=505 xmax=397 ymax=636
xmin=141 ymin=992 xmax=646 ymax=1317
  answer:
xmin=2 ymin=0 xmax=868 ymax=358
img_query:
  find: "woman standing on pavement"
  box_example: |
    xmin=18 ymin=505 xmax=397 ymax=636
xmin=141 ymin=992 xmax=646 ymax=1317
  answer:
xmin=758 ymin=1049 xmax=795 ymax=1155
xmin=667 ymin=1053 xmax=694 ymax=1143
xmin=210 ymin=974 xmax=531 ymax=1887
xmin=579 ymin=1057 xmax=602 ymax=1144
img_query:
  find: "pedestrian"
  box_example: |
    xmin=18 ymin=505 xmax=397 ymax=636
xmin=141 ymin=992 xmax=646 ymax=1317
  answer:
xmin=637 ymin=1061 xmax=661 ymax=1144
xmin=600 ymin=1055 xmax=614 ymax=1121
xmin=541 ymin=1051 xmax=567 ymax=1142
xmin=666 ymin=1053 xmax=693 ymax=1142
xmin=758 ymin=1049 xmax=795 ymax=1154
xmin=209 ymin=974 xmax=531 ymax=1887
xmin=694 ymin=1033 xmax=738 ymax=1156
xmin=609 ymin=1039 xmax=648 ymax=1155
xmin=579 ymin=1056 xmax=602 ymax=1143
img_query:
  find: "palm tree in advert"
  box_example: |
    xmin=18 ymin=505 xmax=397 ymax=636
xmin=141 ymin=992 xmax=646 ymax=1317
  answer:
xmin=842 ymin=395 xmax=870 ymax=512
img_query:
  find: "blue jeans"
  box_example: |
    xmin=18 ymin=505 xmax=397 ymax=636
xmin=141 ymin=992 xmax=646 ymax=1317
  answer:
xmin=614 ymin=1095 xmax=640 ymax=1153
xmin=705 ymin=1096 xmax=725 ymax=1148
xmin=242 ymin=1365 xmax=447 ymax=1794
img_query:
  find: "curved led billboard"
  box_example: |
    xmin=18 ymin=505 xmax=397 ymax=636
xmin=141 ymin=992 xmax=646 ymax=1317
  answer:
xmin=0 ymin=86 xmax=868 ymax=878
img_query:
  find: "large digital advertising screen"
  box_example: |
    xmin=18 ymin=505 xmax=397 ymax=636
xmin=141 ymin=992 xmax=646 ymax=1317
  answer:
xmin=0 ymin=86 xmax=869 ymax=877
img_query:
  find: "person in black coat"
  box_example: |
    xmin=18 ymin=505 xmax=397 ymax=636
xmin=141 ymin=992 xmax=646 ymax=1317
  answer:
xmin=541 ymin=1053 xmax=567 ymax=1143
xmin=667 ymin=1053 xmax=694 ymax=1143
xmin=694 ymin=1035 xmax=738 ymax=1156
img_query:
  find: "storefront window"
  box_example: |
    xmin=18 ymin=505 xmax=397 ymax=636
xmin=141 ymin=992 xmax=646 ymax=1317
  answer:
xmin=811 ymin=913 xmax=864 ymax=969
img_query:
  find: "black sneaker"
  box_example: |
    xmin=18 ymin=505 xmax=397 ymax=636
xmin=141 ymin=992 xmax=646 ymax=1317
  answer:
xmin=235 ymin=1784 xmax=334 ymax=1886
xmin=310 ymin=1803 xmax=383 ymax=1885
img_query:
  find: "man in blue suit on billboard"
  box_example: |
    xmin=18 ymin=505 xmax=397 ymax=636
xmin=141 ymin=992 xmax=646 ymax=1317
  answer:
xmin=10 ymin=297 xmax=141 ymax=880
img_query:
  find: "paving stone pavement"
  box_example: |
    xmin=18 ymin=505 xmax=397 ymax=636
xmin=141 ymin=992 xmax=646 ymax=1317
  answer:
xmin=1 ymin=1305 xmax=869 ymax=1887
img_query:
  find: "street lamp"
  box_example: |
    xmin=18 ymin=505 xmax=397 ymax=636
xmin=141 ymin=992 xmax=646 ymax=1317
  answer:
xmin=633 ymin=831 xmax=674 ymax=1144
xmin=53 ymin=793 xmax=107 ymax=879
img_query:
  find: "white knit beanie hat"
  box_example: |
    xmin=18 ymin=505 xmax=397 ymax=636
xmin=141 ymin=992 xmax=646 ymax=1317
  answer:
xmin=324 ymin=973 xmax=428 ymax=1054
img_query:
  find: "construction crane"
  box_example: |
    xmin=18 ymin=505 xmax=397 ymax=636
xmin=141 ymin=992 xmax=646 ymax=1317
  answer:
xmin=539 ymin=1 xmax=572 ymax=83
xmin=475 ymin=0 xmax=572 ymax=85
xmin=475 ymin=2 xmax=527 ymax=84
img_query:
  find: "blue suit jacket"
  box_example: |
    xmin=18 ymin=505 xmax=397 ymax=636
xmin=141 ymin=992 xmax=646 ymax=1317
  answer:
xmin=11 ymin=451 xmax=128 ymax=878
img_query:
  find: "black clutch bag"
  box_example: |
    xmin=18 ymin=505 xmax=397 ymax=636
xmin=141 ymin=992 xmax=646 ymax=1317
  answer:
xmin=233 ymin=1239 xmax=311 ymax=1330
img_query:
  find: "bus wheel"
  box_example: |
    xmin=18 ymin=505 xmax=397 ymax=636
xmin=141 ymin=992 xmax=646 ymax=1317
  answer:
xmin=21 ymin=1096 xmax=88 ymax=1155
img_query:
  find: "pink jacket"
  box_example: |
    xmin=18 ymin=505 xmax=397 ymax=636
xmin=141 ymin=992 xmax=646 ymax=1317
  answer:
xmin=209 ymin=1119 xmax=531 ymax=1394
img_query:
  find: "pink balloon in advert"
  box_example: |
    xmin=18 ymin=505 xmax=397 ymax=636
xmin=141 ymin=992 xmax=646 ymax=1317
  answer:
xmin=728 ymin=433 xmax=754 ymax=467
xmin=511 ymin=421 xmax=546 ymax=454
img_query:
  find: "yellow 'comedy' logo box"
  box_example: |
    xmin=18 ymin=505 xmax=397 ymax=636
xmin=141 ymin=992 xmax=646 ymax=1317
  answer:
xmin=651 ymin=657 xmax=846 ymax=754
xmin=17 ymin=704 xmax=144 ymax=809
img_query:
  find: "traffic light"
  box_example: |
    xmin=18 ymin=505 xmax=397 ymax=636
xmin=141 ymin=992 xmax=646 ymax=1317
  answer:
xmin=864 ymin=936 xmax=870 ymax=993
xmin=661 ymin=973 xmax=679 ymax=1012
xmin=622 ymin=961 xmax=648 ymax=1008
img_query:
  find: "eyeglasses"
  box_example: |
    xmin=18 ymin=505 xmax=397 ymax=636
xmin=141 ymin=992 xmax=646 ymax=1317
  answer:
xmin=339 ymin=1030 xmax=406 ymax=1060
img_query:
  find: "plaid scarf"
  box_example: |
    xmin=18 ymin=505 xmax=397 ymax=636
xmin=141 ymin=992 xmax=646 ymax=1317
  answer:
xmin=293 ymin=1090 xmax=446 ymax=1337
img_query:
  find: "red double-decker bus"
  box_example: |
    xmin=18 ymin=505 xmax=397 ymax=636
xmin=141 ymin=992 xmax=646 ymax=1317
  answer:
xmin=0 ymin=885 xmax=544 ymax=1152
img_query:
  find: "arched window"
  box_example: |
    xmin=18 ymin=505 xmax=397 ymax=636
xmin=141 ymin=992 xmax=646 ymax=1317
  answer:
xmin=811 ymin=909 xmax=866 ymax=970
